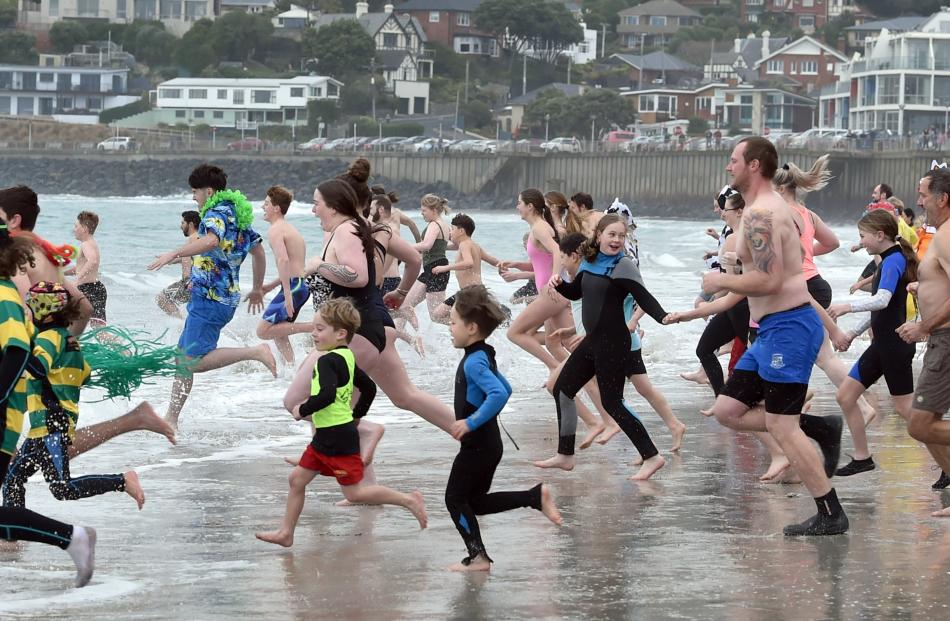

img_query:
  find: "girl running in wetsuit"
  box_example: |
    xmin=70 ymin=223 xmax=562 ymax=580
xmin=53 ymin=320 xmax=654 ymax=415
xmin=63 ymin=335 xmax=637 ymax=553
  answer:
xmin=828 ymin=210 xmax=920 ymax=476
xmin=550 ymin=215 xmax=672 ymax=481
xmin=444 ymin=285 xmax=561 ymax=572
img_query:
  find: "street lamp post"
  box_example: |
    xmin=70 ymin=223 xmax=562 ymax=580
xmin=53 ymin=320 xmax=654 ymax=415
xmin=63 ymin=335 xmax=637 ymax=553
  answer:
xmin=590 ymin=115 xmax=596 ymax=153
xmin=545 ymin=113 xmax=550 ymax=142
xmin=899 ymin=103 xmax=905 ymax=145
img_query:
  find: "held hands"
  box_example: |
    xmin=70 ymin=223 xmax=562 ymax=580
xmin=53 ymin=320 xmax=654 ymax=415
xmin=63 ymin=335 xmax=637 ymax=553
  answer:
xmin=261 ymin=281 xmax=278 ymax=295
xmin=896 ymin=321 xmax=928 ymax=344
xmin=907 ymin=281 xmax=919 ymax=296
xmin=450 ymin=419 xmax=469 ymax=441
xmin=701 ymin=271 xmax=721 ymax=296
xmin=500 ymin=271 xmax=520 ymax=283
xmin=245 ymin=288 xmax=264 ymax=314
xmin=496 ymin=260 xmax=511 ymax=272
xmin=848 ymin=281 xmax=862 ymax=295
xmin=147 ymin=251 xmax=178 ymax=271
xmin=383 ymin=289 xmax=406 ymax=310
xmin=827 ymin=303 xmax=850 ymax=320
xmin=284 ymin=297 xmax=295 ymax=319
xmin=831 ymin=327 xmax=854 ymax=352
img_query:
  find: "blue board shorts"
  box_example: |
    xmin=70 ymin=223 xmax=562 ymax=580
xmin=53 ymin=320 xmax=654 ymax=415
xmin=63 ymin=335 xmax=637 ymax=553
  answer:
xmin=178 ymin=295 xmax=237 ymax=358
xmin=262 ymin=277 xmax=311 ymax=324
xmin=722 ymin=303 xmax=823 ymax=415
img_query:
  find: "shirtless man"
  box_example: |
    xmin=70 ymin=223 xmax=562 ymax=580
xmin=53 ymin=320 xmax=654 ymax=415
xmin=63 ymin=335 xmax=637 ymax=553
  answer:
xmin=900 ymin=167 xmax=950 ymax=515
xmin=693 ymin=138 xmax=848 ymax=536
xmin=256 ymin=186 xmax=311 ymax=365
xmin=568 ymin=192 xmax=602 ymax=236
xmin=156 ymin=210 xmax=199 ymax=318
xmin=0 ymin=185 xmax=175 ymax=454
xmin=370 ymin=186 xmax=422 ymax=243
xmin=66 ymin=211 xmax=106 ymax=325
xmin=431 ymin=213 xmax=500 ymax=324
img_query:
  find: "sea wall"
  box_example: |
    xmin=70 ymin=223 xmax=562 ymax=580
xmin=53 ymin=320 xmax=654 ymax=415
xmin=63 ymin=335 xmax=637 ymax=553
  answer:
xmin=0 ymin=150 xmax=938 ymax=220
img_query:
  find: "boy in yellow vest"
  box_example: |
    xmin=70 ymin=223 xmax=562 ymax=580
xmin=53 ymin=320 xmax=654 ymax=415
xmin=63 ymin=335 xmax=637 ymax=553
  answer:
xmin=256 ymin=298 xmax=427 ymax=548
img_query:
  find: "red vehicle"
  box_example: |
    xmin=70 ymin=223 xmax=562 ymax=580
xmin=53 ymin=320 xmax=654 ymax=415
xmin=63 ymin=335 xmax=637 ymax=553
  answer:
xmin=226 ymin=137 xmax=269 ymax=151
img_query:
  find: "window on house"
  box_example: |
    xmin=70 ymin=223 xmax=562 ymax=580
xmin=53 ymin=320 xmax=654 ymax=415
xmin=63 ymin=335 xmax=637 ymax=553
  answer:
xmin=0 ymin=96 xmax=9 ymax=114
xmin=460 ymin=43 xmax=471 ymax=53
xmin=878 ymin=75 xmax=899 ymax=105
xmin=428 ymin=11 xmax=439 ymax=22
xmin=767 ymin=60 xmax=784 ymax=74
xmin=803 ymin=0 xmax=814 ymax=6
xmin=116 ymin=0 xmax=125 ymax=18
xmin=194 ymin=110 xmax=204 ymax=118
xmin=696 ymin=97 xmax=711 ymax=110
xmin=217 ymin=89 xmax=227 ymax=99
xmin=327 ymin=83 xmax=338 ymax=96
xmin=310 ymin=87 xmax=323 ymax=97
xmin=383 ymin=33 xmax=398 ymax=48
xmin=175 ymin=110 xmax=186 ymax=118
xmin=639 ymin=97 xmax=655 ymax=112
xmin=905 ymin=74 xmax=931 ymax=105
xmin=39 ymin=73 xmax=54 ymax=83
xmin=789 ymin=61 xmax=797 ymax=74
xmin=649 ymin=16 xmax=667 ymax=27
xmin=188 ymin=89 xmax=207 ymax=99
xmin=827 ymin=63 xmax=834 ymax=72
xmin=213 ymin=110 xmax=223 ymax=119
xmin=160 ymin=0 xmax=181 ymax=19
xmin=748 ymin=14 xmax=758 ymax=23
xmin=624 ymin=16 xmax=637 ymax=25
xmin=773 ymin=0 xmax=783 ymax=5
xmin=799 ymin=15 xmax=815 ymax=29
xmin=87 ymin=97 xmax=102 ymax=110
xmin=457 ymin=12 xmax=470 ymax=26
xmin=77 ymin=0 xmax=98 ymax=17
xmin=800 ymin=61 xmax=818 ymax=74
xmin=290 ymin=87 xmax=304 ymax=97
xmin=49 ymin=0 xmax=59 ymax=16
xmin=252 ymin=90 xmax=275 ymax=104
xmin=233 ymin=90 xmax=244 ymax=104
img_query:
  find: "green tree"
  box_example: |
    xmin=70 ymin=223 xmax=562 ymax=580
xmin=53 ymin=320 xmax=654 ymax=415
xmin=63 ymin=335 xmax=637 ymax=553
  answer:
xmin=302 ymin=19 xmax=375 ymax=78
xmin=0 ymin=0 xmax=17 ymax=27
xmin=174 ymin=19 xmax=216 ymax=74
xmin=816 ymin=13 xmax=856 ymax=48
xmin=523 ymin=88 xmax=635 ymax=137
xmin=461 ymin=100 xmax=492 ymax=129
xmin=856 ymin=0 xmax=940 ymax=17
xmin=210 ymin=12 xmax=274 ymax=62
xmin=475 ymin=0 xmax=584 ymax=65
xmin=687 ymin=117 xmax=709 ymax=136
xmin=50 ymin=20 xmax=90 ymax=53
xmin=307 ymin=99 xmax=340 ymax=131
xmin=430 ymin=41 xmax=466 ymax=80
xmin=0 ymin=31 xmax=38 ymax=65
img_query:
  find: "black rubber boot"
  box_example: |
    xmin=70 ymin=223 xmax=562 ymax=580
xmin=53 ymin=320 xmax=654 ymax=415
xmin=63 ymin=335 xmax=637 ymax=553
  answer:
xmin=835 ymin=456 xmax=875 ymax=477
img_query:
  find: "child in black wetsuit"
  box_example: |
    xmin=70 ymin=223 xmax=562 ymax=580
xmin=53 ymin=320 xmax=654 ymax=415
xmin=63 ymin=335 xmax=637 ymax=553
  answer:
xmin=446 ymin=285 xmax=562 ymax=572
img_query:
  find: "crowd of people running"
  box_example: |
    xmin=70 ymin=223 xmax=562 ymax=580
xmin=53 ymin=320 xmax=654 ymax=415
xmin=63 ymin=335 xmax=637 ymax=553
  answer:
xmin=2 ymin=136 xmax=950 ymax=585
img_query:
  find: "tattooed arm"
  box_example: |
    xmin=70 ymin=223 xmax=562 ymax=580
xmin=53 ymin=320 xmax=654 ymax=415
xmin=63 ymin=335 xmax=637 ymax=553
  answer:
xmin=305 ymin=221 xmax=369 ymax=287
xmin=703 ymin=206 xmax=785 ymax=296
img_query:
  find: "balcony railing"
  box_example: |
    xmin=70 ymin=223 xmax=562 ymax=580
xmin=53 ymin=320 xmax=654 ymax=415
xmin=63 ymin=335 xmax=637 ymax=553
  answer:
xmin=858 ymin=56 xmax=950 ymax=72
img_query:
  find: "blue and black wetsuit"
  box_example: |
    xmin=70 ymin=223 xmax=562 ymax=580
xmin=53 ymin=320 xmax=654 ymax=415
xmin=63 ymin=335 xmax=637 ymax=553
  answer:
xmin=848 ymin=245 xmax=915 ymax=396
xmin=553 ymin=252 xmax=668 ymax=458
xmin=445 ymin=341 xmax=542 ymax=565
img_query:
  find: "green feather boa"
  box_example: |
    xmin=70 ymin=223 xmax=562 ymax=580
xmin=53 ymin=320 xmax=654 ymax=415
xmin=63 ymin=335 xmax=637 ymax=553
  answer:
xmin=200 ymin=189 xmax=254 ymax=231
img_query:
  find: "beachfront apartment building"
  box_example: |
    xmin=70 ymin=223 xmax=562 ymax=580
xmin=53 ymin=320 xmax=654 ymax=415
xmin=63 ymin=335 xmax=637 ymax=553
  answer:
xmin=150 ymin=76 xmax=342 ymax=128
xmin=0 ymin=63 xmax=135 ymax=118
xmin=617 ymin=0 xmax=702 ymax=49
xmin=740 ymin=0 xmax=827 ymax=33
xmin=818 ymin=8 xmax=950 ymax=134
xmin=16 ymin=0 xmax=217 ymax=36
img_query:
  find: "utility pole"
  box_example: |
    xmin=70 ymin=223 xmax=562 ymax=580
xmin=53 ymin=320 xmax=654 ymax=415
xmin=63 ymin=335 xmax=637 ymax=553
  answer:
xmin=522 ymin=52 xmax=527 ymax=96
xmin=370 ymin=58 xmax=377 ymax=121
xmin=601 ymin=24 xmax=606 ymax=59
xmin=464 ymin=60 xmax=470 ymax=103
xmin=454 ymin=89 xmax=460 ymax=136
xmin=567 ymin=56 xmax=571 ymax=85
xmin=638 ymin=35 xmax=645 ymax=91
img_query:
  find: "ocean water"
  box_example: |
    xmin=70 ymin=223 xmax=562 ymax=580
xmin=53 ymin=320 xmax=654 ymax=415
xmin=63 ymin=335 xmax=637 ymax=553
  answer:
xmin=1 ymin=194 xmax=881 ymax=616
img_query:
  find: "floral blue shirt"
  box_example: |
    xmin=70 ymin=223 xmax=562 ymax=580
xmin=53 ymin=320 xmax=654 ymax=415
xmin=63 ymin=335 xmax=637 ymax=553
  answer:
xmin=190 ymin=201 xmax=261 ymax=307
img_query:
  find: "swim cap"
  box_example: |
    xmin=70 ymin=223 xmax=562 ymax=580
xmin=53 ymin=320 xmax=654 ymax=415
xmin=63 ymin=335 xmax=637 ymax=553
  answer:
xmin=27 ymin=281 xmax=69 ymax=324
xmin=717 ymin=185 xmax=737 ymax=210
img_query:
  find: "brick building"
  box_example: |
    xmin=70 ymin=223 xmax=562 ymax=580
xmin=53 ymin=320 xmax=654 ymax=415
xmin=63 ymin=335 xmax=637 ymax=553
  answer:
xmin=754 ymin=36 xmax=848 ymax=95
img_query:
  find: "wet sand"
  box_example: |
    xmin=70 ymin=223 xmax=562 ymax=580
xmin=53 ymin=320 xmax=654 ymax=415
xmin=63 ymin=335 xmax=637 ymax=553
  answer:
xmin=2 ymin=383 xmax=949 ymax=620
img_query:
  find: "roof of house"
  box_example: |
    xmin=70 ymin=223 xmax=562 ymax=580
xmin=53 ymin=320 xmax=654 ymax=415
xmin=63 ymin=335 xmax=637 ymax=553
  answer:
xmin=618 ymin=0 xmax=701 ymax=17
xmin=844 ymin=16 xmax=927 ymax=32
xmin=377 ymin=49 xmax=414 ymax=70
xmin=397 ymin=0 xmax=482 ymax=10
xmin=611 ymin=51 xmax=699 ymax=72
xmin=755 ymin=35 xmax=848 ymax=67
xmin=509 ymin=82 xmax=584 ymax=105
xmin=159 ymin=76 xmax=342 ymax=87
xmin=313 ymin=12 xmax=428 ymax=42
xmin=708 ymin=36 xmax=790 ymax=70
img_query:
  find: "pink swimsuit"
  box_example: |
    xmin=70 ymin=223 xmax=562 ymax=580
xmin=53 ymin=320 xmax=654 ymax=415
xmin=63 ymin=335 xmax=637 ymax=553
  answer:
xmin=526 ymin=235 xmax=553 ymax=290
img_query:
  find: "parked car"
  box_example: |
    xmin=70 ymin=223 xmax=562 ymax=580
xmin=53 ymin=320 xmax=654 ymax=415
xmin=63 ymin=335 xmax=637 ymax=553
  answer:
xmin=449 ymin=139 xmax=481 ymax=153
xmin=297 ymin=137 xmax=327 ymax=151
xmin=470 ymin=140 xmax=498 ymax=154
xmin=96 ymin=136 xmax=137 ymax=151
xmin=226 ymin=137 xmax=268 ymax=151
xmin=412 ymin=137 xmax=447 ymax=153
xmin=603 ymin=130 xmax=636 ymax=151
xmin=541 ymin=137 xmax=582 ymax=153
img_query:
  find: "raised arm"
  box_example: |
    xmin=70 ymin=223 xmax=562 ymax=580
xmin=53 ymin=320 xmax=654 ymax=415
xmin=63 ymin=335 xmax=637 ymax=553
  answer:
xmin=398 ymin=212 xmax=422 ymax=242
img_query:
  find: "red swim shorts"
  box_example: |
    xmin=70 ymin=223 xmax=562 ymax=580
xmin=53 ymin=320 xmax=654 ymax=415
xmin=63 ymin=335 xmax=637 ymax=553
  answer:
xmin=298 ymin=445 xmax=364 ymax=486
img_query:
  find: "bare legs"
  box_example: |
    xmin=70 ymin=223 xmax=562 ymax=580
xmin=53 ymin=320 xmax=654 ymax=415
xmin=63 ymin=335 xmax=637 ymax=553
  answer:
xmin=256 ymin=320 xmax=313 ymax=365
xmin=506 ymin=293 xmax=571 ymax=370
xmin=907 ymin=408 xmax=950 ymax=517
xmin=817 ymin=336 xmax=876 ymax=424
xmin=836 ymin=377 xmax=871 ymax=460
xmin=70 ymin=402 xmax=175 ymax=458
xmin=165 ymin=344 xmax=277 ymax=429
xmin=630 ymin=374 xmax=687 ymax=451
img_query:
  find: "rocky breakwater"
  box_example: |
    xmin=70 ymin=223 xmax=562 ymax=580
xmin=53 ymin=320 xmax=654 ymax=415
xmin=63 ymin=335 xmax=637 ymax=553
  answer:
xmin=0 ymin=154 xmax=506 ymax=211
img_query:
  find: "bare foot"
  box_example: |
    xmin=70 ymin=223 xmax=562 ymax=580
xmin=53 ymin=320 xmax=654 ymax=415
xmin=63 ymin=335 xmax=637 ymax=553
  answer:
xmin=123 ymin=471 xmax=145 ymax=510
xmin=361 ymin=424 xmax=384 ymax=466
xmin=802 ymin=390 xmax=815 ymax=413
xmin=413 ymin=336 xmax=426 ymax=358
xmin=631 ymin=455 xmax=643 ymax=466
xmin=335 ymin=499 xmax=354 ymax=507
xmin=596 ymin=423 xmax=622 ymax=445
xmin=257 ymin=343 xmax=278 ymax=377
xmin=283 ymin=456 xmax=300 ymax=467
xmin=163 ymin=413 xmax=179 ymax=432
xmin=407 ymin=490 xmax=428 ymax=528
xmin=680 ymin=370 xmax=709 ymax=385
xmin=630 ymin=455 xmax=665 ymax=481
xmin=699 ymin=407 xmax=715 ymax=418
xmin=669 ymin=422 xmax=687 ymax=452
xmin=759 ymin=456 xmax=791 ymax=482
xmin=532 ymin=454 xmax=575 ymax=471
xmin=255 ymin=530 xmax=293 ymax=547
xmin=932 ymin=506 xmax=950 ymax=517
xmin=448 ymin=554 xmax=491 ymax=572
xmin=131 ymin=401 xmax=176 ymax=445
xmin=539 ymin=484 xmax=562 ymax=525
xmin=578 ymin=424 xmax=604 ymax=450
